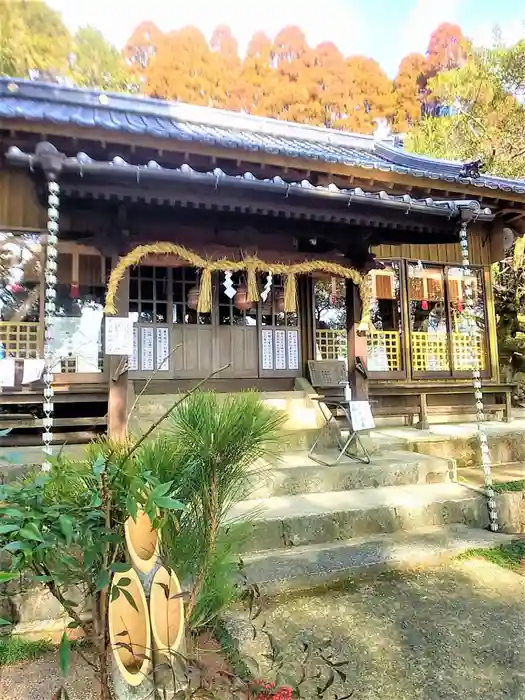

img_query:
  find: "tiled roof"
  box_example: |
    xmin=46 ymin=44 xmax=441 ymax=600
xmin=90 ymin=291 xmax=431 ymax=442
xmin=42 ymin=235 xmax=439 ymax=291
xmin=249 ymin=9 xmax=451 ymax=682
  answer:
xmin=1 ymin=78 xmax=524 ymax=196
xmin=6 ymin=142 xmax=494 ymax=221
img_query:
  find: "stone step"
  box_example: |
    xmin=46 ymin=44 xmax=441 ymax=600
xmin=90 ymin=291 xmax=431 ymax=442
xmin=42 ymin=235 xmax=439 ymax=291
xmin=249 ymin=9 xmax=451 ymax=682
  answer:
xmin=240 ymin=524 xmax=511 ymax=595
xmin=373 ymin=422 xmax=525 ymax=468
xmin=228 ymin=483 xmax=488 ymax=552
xmin=249 ymin=450 xmax=451 ymax=498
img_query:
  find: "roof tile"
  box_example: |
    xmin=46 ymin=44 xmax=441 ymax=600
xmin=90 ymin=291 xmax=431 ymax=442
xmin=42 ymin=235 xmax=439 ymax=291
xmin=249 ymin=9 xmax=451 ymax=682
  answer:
xmin=0 ymin=78 xmax=524 ymax=195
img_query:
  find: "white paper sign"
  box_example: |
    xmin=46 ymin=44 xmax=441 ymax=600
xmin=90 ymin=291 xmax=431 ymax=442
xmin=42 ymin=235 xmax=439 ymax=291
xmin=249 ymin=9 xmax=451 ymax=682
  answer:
xmin=262 ymin=329 xmax=273 ymax=370
xmin=287 ymin=330 xmax=299 ymax=370
xmin=367 ymin=345 xmax=389 ymax=372
xmin=349 ymin=401 xmax=375 ymax=431
xmin=22 ymin=359 xmax=45 ymax=385
xmin=275 ymin=329 xmax=286 ymax=370
xmin=156 ymin=327 xmax=170 ymax=371
xmin=0 ymin=358 xmax=15 ymax=387
xmin=141 ymin=327 xmax=154 ymax=371
xmin=128 ymin=326 xmax=138 ymax=371
xmin=105 ymin=317 xmax=134 ymax=356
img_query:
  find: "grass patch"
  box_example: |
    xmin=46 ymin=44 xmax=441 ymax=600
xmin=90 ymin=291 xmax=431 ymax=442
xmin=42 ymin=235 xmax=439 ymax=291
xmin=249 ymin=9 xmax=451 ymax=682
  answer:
xmin=493 ymin=480 xmax=525 ymax=493
xmin=458 ymin=539 xmax=525 ymax=572
xmin=0 ymin=636 xmax=53 ymax=665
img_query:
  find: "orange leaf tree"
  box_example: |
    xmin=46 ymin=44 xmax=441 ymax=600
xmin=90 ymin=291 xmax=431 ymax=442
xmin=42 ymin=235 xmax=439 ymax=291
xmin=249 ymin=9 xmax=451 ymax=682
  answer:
xmin=393 ymin=53 xmax=428 ymax=131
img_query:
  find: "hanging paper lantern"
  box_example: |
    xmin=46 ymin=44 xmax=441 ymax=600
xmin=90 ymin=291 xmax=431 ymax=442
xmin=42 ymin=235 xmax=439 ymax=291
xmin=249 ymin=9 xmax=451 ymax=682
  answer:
xmin=70 ymin=283 xmax=79 ymax=299
xmin=187 ymin=285 xmax=200 ymax=310
xmin=421 ymin=300 xmax=428 ymax=311
xmin=233 ymin=284 xmax=252 ymax=311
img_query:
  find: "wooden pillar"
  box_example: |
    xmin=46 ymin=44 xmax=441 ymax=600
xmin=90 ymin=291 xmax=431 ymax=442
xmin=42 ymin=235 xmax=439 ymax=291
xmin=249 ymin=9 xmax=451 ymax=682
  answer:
xmin=346 ymin=279 xmax=368 ymax=400
xmin=107 ymin=268 xmax=129 ymax=441
xmin=297 ymin=275 xmax=315 ymax=374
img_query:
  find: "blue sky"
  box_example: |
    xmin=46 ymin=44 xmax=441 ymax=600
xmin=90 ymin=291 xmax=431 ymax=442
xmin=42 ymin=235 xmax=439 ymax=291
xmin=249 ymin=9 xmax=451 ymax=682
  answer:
xmin=48 ymin=0 xmax=525 ymax=77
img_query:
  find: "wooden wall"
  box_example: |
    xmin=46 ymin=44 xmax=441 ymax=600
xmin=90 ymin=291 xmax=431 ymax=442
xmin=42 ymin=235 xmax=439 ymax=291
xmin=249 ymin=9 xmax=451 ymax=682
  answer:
xmin=0 ymin=169 xmax=46 ymax=230
xmin=372 ymin=230 xmax=490 ymax=266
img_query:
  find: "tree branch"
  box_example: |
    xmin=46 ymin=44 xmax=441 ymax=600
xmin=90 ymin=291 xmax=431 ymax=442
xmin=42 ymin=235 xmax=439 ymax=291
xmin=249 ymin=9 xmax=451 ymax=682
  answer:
xmin=126 ymin=343 xmax=182 ymax=430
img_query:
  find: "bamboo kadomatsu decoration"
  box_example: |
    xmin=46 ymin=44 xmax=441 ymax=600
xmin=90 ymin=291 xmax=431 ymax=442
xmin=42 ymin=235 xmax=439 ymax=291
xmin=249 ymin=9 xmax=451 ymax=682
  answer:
xmin=108 ymin=568 xmax=152 ymax=688
xmin=104 ymin=242 xmax=372 ymax=327
xmin=124 ymin=510 xmax=160 ymax=577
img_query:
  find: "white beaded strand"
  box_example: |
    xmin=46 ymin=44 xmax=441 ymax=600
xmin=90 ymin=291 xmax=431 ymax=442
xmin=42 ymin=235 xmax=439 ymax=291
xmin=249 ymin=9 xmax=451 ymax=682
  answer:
xmin=42 ymin=177 xmax=60 ymax=472
xmin=459 ymin=220 xmax=498 ymax=531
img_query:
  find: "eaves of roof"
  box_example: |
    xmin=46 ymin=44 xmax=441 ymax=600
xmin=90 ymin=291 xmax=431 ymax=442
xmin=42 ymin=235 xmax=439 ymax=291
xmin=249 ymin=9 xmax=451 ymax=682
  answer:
xmin=6 ymin=142 xmax=494 ymax=222
xmin=1 ymin=78 xmax=524 ymax=196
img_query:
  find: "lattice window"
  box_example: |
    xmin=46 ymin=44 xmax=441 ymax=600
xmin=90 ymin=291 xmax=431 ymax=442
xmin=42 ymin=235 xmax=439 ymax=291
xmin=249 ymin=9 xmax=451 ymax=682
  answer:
xmin=0 ymin=322 xmax=39 ymax=359
xmin=130 ymin=265 xmax=169 ymax=324
xmin=315 ymin=330 xmax=347 ymax=361
xmin=411 ymin=332 xmax=450 ymax=372
xmin=452 ymin=332 xmax=486 ymax=371
xmin=367 ymin=330 xmax=401 ymax=371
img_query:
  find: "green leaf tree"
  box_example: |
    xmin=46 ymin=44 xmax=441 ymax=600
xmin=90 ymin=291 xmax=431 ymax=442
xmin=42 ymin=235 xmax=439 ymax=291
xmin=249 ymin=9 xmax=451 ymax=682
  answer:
xmin=71 ymin=26 xmax=134 ymax=92
xmin=0 ymin=0 xmax=72 ymax=79
xmin=407 ymin=40 xmax=525 ymax=179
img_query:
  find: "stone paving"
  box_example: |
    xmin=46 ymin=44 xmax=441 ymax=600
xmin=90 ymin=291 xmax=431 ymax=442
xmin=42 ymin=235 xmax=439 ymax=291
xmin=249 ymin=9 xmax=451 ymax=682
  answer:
xmin=226 ymin=559 xmax=525 ymax=700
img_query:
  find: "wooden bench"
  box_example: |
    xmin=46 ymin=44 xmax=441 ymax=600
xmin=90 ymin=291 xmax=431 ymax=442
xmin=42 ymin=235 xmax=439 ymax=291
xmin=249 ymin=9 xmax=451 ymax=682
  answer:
xmin=370 ymin=383 xmax=515 ymax=429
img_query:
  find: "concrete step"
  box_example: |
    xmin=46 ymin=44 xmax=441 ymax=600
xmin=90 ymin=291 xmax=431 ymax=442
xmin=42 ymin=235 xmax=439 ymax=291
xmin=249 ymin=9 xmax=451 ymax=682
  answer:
xmin=228 ymin=482 xmax=489 ymax=552
xmin=249 ymin=450 xmax=452 ymax=498
xmin=239 ymin=524 xmax=511 ymax=595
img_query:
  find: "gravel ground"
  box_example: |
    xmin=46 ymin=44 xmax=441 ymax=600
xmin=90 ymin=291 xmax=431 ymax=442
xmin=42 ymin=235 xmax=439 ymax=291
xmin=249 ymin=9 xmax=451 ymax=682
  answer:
xmin=4 ymin=559 xmax=525 ymax=699
xmin=227 ymin=559 xmax=525 ymax=700
xmin=0 ymin=648 xmax=97 ymax=699
xmin=0 ymin=632 xmax=229 ymax=699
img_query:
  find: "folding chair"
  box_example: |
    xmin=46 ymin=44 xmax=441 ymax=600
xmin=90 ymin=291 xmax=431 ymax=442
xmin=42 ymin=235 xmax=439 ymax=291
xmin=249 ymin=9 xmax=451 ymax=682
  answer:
xmin=307 ymin=360 xmax=371 ymax=465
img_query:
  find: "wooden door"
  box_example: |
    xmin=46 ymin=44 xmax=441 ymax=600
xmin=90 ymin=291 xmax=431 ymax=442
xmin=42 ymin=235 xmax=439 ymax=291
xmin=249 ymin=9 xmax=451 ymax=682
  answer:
xmin=259 ymin=275 xmax=301 ymax=378
xmin=128 ymin=266 xmax=259 ymax=380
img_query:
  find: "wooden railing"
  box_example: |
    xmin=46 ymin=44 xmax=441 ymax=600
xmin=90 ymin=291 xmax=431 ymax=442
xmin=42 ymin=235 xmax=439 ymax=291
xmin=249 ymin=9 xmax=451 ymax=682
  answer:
xmin=0 ymin=322 xmax=40 ymax=358
xmin=315 ymin=329 xmax=485 ymax=373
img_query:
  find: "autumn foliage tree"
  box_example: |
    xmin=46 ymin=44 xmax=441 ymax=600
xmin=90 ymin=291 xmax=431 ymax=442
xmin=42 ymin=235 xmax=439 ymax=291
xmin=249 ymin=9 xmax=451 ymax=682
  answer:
xmin=0 ymin=3 xmax=500 ymax=142
xmin=426 ymin=22 xmax=466 ymax=74
xmin=393 ymin=53 xmax=428 ymax=131
xmin=122 ymin=20 xmax=163 ymax=82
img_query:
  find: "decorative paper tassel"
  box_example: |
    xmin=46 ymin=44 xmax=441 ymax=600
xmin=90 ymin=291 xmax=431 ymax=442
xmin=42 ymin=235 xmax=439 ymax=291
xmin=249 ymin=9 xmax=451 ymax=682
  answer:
xmin=283 ymin=273 xmax=297 ymax=312
xmin=197 ymin=268 xmax=212 ymax=313
xmin=246 ymin=267 xmax=259 ymax=303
